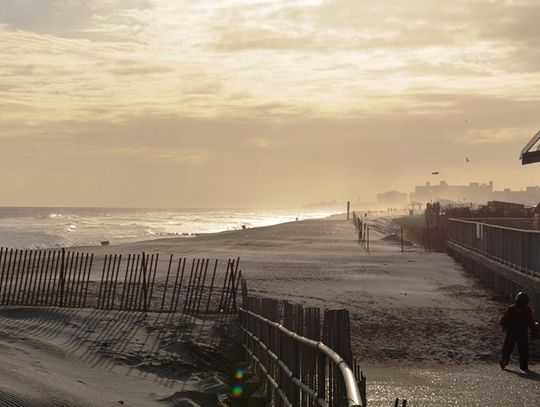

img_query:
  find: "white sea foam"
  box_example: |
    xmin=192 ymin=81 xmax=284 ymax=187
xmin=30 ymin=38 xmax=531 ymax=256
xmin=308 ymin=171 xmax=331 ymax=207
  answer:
xmin=0 ymin=207 xmax=336 ymax=249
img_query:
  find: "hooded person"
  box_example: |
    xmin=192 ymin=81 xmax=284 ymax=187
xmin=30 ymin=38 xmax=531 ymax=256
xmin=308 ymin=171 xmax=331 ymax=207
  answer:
xmin=500 ymin=292 xmax=538 ymax=371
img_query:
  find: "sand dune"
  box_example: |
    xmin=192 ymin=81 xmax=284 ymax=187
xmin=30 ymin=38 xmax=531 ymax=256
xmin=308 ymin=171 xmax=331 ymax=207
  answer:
xmin=0 ymin=307 xmax=234 ymax=406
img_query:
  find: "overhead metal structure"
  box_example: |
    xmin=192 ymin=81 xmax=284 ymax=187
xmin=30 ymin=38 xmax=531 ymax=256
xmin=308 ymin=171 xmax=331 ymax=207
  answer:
xmin=521 ymin=129 xmax=540 ymax=165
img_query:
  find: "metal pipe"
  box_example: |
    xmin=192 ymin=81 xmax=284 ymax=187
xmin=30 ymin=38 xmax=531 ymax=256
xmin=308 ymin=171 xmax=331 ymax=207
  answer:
xmin=449 ymin=218 xmax=540 ymax=234
xmin=239 ymin=307 xmax=363 ymax=407
xmin=243 ymin=330 xmax=327 ymax=407
xmin=244 ymin=346 xmax=294 ymax=407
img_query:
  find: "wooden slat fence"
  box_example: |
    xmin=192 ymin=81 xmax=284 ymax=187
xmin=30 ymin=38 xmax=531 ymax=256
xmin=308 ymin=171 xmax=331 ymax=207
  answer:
xmin=352 ymin=211 xmax=370 ymax=252
xmin=240 ymin=290 xmax=367 ymax=407
xmin=0 ymin=247 xmax=241 ymax=313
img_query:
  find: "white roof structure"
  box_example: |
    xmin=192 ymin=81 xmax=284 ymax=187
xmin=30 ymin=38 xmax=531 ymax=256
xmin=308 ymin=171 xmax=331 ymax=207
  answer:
xmin=520 ymin=129 xmax=540 ymax=165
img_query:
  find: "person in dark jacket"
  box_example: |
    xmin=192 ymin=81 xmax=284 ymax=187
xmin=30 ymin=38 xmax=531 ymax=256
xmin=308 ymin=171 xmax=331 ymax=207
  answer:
xmin=500 ymin=292 xmax=538 ymax=371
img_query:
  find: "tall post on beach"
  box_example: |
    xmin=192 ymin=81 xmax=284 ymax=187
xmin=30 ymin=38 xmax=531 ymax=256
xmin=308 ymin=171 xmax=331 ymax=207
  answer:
xmin=426 ymin=219 xmax=431 ymax=252
xmin=367 ymin=226 xmax=370 ymax=253
xmin=401 ymin=226 xmax=404 ymax=253
xmin=347 ymin=201 xmax=350 ymax=220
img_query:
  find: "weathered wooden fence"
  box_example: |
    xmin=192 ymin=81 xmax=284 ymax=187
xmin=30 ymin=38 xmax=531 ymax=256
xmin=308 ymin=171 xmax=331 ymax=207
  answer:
xmin=352 ymin=211 xmax=370 ymax=252
xmin=0 ymin=247 xmax=241 ymax=313
xmin=239 ymin=290 xmax=366 ymax=407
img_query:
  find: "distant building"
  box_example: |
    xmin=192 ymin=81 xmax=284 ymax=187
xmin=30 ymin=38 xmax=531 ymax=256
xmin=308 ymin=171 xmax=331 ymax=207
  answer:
xmin=491 ymin=186 xmax=540 ymax=206
xmin=377 ymin=190 xmax=408 ymax=206
xmin=409 ymin=180 xmax=540 ymax=206
xmin=410 ymin=181 xmax=493 ymax=204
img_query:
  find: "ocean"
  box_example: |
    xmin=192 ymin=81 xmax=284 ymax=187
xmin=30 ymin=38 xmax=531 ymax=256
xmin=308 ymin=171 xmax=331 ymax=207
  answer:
xmin=0 ymin=207 xmax=337 ymax=249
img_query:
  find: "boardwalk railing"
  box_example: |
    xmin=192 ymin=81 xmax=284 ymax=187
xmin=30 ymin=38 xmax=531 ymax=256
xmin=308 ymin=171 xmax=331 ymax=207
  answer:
xmin=447 ymin=218 xmax=540 ymax=275
xmin=447 ymin=218 xmax=540 ymax=318
xmin=240 ymin=293 xmax=366 ymax=407
xmin=0 ymin=247 xmax=241 ymax=313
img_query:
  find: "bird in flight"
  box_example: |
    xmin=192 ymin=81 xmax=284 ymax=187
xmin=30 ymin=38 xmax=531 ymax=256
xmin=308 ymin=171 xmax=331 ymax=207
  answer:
xmin=466 ymin=157 xmax=470 ymax=162
xmin=432 ymin=171 xmax=440 ymax=175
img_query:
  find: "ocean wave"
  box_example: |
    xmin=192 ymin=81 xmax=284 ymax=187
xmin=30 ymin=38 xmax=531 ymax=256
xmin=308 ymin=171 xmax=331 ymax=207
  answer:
xmin=0 ymin=207 xmax=335 ymax=249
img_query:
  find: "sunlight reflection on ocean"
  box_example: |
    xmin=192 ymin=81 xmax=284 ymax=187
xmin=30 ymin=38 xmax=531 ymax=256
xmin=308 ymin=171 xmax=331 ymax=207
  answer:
xmin=0 ymin=207 xmax=337 ymax=249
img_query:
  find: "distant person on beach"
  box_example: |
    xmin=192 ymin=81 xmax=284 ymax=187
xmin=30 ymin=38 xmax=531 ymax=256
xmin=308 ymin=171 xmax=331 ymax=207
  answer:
xmin=500 ymin=292 xmax=538 ymax=371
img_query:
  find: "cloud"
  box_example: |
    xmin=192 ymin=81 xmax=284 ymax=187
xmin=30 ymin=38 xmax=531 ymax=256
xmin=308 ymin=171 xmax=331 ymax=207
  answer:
xmin=108 ymin=60 xmax=174 ymax=76
xmin=0 ymin=0 xmax=540 ymax=206
xmin=210 ymin=0 xmax=480 ymax=52
xmin=455 ymin=128 xmax=533 ymax=145
xmin=0 ymin=0 xmax=152 ymax=38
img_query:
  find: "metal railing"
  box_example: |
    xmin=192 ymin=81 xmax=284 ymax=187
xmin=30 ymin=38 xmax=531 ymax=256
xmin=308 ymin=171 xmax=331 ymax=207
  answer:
xmin=239 ymin=297 xmax=364 ymax=407
xmin=461 ymin=218 xmax=540 ymax=231
xmin=447 ymin=218 xmax=540 ymax=275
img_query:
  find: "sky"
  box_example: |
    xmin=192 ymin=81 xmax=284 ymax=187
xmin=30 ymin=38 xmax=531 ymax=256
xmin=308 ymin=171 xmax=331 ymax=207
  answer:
xmin=0 ymin=0 xmax=539 ymax=208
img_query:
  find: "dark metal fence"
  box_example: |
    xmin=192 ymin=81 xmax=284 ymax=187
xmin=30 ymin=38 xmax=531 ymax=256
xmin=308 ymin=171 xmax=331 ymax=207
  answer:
xmin=0 ymin=247 xmax=241 ymax=313
xmin=447 ymin=218 xmax=540 ymax=275
xmin=467 ymin=218 xmax=540 ymax=231
xmin=240 ymin=291 xmax=366 ymax=407
xmin=447 ymin=218 xmax=540 ymax=319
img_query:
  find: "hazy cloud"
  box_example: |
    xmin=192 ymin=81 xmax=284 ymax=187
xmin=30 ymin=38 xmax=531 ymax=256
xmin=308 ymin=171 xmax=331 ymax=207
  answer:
xmin=0 ymin=0 xmax=539 ymax=206
xmin=455 ymin=128 xmax=532 ymax=145
xmin=0 ymin=0 xmax=152 ymax=38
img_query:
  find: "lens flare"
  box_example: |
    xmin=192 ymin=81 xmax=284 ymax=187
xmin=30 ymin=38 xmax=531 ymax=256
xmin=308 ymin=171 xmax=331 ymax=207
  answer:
xmin=234 ymin=368 xmax=245 ymax=380
xmin=231 ymin=384 xmax=244 ymax=398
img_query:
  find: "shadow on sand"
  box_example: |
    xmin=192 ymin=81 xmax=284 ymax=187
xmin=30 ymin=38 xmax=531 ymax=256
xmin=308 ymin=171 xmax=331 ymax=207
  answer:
xmin=503 ymin=367 xmax=540 ymax=382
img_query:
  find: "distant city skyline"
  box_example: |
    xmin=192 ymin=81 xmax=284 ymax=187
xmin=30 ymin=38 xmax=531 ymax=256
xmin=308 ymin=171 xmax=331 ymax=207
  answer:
xmin=375 ymin=179 xmax=540 ymax=207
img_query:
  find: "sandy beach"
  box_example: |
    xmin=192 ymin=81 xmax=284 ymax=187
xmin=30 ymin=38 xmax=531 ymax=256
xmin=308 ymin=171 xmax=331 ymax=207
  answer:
xmin=1 ymin=215 xmax=539 ymax=406
xmin=5 ymin=1 xmax=539 ymax=405
xmin=0 ymin=307 xmax=237 ymax=406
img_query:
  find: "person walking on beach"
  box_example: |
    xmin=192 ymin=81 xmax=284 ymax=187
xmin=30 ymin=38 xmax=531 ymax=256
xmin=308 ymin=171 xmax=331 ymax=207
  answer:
xmin=500 ymin=292 xmax=538 ymax=371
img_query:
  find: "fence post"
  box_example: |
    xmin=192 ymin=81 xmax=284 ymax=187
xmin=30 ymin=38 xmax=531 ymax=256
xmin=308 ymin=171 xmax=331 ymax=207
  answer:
xmin=0 ymin=248 xmax=9 ymax=304
xmin=161 ymin=254 xmax=173 ymax=311
xmin=401 ymin=226 xmax=404 ymax=253
xmin=97 ymin=254 xmax=108 ymax=309
xmin=141 ymin=252 xmax=148 ymax=312
xmin=59 ymin=248 xmax=65 ymax=306
xmin=205 ymin=259 xmax=218 ymax=313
